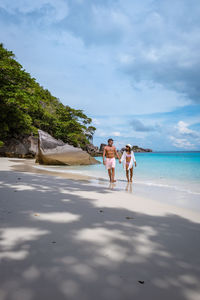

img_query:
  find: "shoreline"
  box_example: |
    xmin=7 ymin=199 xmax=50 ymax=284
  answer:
xmin=5 ymin=157 xmax=200 ymax=213
xmin=1 ymin=156 xmax=200 ymax=215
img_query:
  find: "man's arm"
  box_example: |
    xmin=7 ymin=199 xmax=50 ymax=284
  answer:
xmin=103 ymin=147 xmax=106 ymax=165
xmin=114 ymin=147 xmax=121 ymax=163
xmin=132 ymin=152 xmax=137 ymax=167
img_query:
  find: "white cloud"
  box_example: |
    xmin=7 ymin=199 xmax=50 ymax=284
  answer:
xmin=92 ymin=118 xmax=100 ymax=125
xmin=177 ymin=121 xmax=193 ymax=134
xmin=169 ymin=136 xmax=195 ymax=149
xmin=112 ymin=131 xmax=121 ymax=137
xmin=176 ymin=121 xmax=199 ymax=138
xmin=95 ymin=129 xmax=107 ymax=137
xmin=119 ymin=54 xmax=135 ymax=65
xmin=91 ymin=5 xmax=131 ymax=36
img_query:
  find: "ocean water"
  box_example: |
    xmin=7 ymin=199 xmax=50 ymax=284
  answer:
xmin=35 ymin=152 xmax=200 ymax=210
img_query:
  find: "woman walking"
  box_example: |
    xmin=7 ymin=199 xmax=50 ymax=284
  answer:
xmin=121 ymin=144 xmax=137 ymax=182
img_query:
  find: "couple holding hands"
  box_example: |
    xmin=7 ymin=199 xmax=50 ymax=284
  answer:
xmin=103 ymin=138 xmax=137 ymax=183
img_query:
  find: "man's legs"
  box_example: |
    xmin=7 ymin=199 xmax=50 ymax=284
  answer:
xmin=111 ymin=168 xmax=116 ymax=182
xmin=108 ymin=169 xmax=112 ymax=182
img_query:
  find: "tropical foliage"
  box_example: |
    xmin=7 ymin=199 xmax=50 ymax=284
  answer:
xmin=0 ymin=43 xmax=96 ymax=147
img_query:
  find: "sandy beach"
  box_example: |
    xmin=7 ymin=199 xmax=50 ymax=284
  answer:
xmin=0 ymin=157 xmax=200 ymax=300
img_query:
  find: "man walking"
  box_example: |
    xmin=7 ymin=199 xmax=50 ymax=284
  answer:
xmin=103 ymin=138 xmax=121 ymax=182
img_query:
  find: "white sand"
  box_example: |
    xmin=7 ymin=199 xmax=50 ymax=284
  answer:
xmin=0 ymin=157 xmax=200 ymax=300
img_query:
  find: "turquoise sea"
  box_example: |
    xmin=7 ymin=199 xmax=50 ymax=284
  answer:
xmin=35 ymin=152 xmax=200 ymax=210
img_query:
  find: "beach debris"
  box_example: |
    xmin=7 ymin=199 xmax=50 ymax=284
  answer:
xmin=126 ymin=216 xmax=134 ymax=220
xmin=138 ymin=281 xmax=144 ymax=284
xmin=52 ymin=241 xmax=56 ymax=244
xmin=99 ymin=210 xmax=104 ymax=213
xmin=34 ymin=213 xmax=40 ymax=216
xmin=17 ymin=178 xmax=21 ymax=180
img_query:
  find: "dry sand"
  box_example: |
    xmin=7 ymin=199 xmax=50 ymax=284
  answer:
xmin=0 ymin=157 xmax=200 ymax=300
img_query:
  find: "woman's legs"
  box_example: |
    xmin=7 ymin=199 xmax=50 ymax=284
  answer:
xmin=130 ymin=167 xmax=133 ymax=182
xmin=126 ymin=168 xmax=129 ymax=182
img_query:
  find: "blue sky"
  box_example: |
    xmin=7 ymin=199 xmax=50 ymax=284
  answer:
xmin=0 ymin=0 xmax=200 ymax=150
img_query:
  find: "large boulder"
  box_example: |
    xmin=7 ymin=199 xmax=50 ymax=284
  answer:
xmin=36 ymin=130 xmax=99 ymax=165
xmin=0 ymin=136 xmax=38 ymax=158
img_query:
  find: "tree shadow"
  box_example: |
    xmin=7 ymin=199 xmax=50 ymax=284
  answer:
xmin=0 ymin=170 xmax=200 ymax=300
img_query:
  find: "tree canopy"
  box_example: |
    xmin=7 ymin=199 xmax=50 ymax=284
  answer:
xmin=0 ymin=43 xmax=96 ymax=147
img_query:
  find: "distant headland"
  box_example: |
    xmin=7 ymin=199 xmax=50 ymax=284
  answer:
xmin=85 ymin=144 xmax=153 ymax=157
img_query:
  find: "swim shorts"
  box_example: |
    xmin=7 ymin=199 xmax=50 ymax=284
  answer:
xmin=105 ymin=158 xmax=116 ymax=169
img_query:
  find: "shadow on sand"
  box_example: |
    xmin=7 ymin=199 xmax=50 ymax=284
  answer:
xmin=0 ymin=170 xmax=200 ymax=300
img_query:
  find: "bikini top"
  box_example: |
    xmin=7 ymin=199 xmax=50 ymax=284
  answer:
xmin=126 ymin=153 xmax=131 ymax=157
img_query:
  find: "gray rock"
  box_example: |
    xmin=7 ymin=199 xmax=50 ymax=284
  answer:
xmin=85 ymin=144 xmax=102 ymax=157
xmin=36 ymin=130 xmax=99 ymax=165
xmin=120 ymin=146 xmax=153 ymax=153
xmin=0 ymin=136 xmax=38 ymax=158
xmin=99 ymin=143 xmax=107 ymax=152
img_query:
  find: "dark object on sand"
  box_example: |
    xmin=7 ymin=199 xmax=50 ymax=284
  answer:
xmin=138 ymin=281 xmax=145 ymax=284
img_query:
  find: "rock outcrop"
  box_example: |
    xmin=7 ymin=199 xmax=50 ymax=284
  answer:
xmin=0 ymin=136 xmax=38 ymax=158
xmin=85 ymin=144 xmax=99 ymax=156
xmin=85 ymin=144 xmax=102 ymax=157
xmin=132 ymin=146 xmax=152 ymax=152
xmin=36 ymin=130 xmax=99 ymax=165
xmin=120 ymin=146 xmax=152 ymax=153
xmin=99 ymin=143 xmax=107 ymax=152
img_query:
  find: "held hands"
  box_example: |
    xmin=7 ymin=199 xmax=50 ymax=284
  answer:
xmin=119 ymin=159 xmax=121 ymax=164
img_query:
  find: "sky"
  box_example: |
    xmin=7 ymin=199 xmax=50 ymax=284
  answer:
xmin=0 ymin=0 xmax=200 ymax=151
